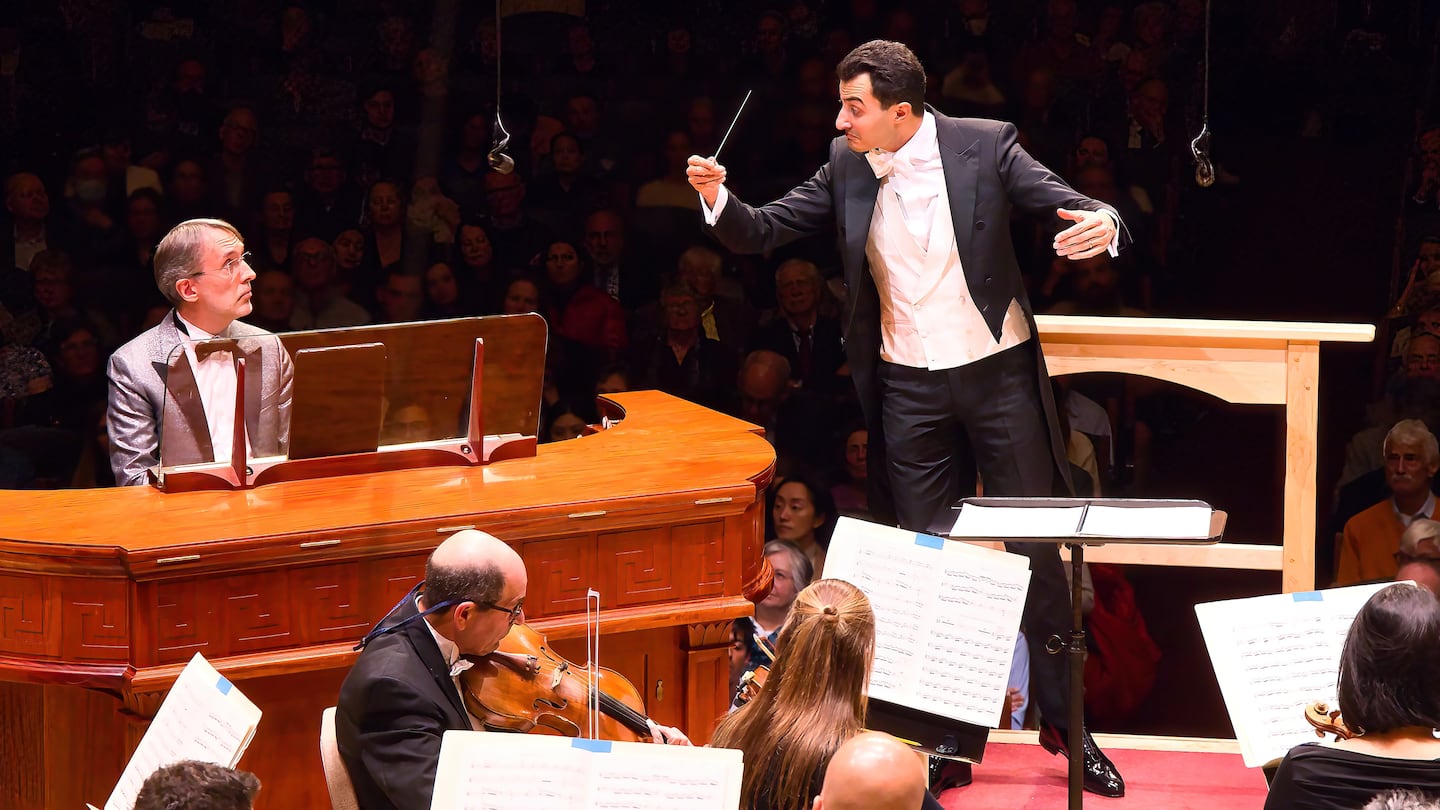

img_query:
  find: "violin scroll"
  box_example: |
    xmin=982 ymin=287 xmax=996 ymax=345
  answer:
xmin=1304 ymin=700 xmax=1357 ymax=741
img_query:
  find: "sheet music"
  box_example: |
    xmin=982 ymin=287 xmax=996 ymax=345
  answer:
xmin=432 ymin=732 xmax=743 ymax=810
xmin=949 ymin=504 xmax=1085 ymax=538
xmin=103 ymin=653 xmax=261 ymax=810
xmin=1195 ymin=581 xmax=1393 ymax=767
xmin=826 ymin=517 xmax=1031 ymax=728
xmin=1080 ymin=505 xmax=1212 ymax=539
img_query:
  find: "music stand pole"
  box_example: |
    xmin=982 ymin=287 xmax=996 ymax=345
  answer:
xmin=1065 ymin=541 xmax=1085 ymax=810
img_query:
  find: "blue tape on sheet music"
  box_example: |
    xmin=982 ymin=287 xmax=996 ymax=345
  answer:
xmin=914 ymin=533 xmax=944 ymax=550
xmin=572 ymin=738 xmax=613 ymax=753
xmin=216 ymin=675 xmax=233 ymax=695
xmin=1292 ymin=591 xmax=1323 ymax=602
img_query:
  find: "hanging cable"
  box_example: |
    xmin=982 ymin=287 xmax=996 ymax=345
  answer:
xmin=488 ymin=0 xmax=514 ymax=174
xmin=1189 ymin=0 xmax=1215 ymax=187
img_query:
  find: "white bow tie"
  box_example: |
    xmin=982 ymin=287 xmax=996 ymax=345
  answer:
xmin=449 ymin=658 xmax=473 ymax=677
xmin=866 ymin=149 xmax=933 ymax=181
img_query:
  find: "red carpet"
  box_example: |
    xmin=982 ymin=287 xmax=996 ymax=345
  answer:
xmin=936 ymin=735 xmax=1270 ymax=809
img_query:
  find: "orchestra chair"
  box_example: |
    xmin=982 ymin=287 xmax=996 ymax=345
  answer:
xmin=319 ymin=707 xmax=360 ymax=810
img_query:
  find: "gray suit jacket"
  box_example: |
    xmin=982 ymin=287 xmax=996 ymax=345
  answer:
xmin=106 ymin=311 xmax=294 ymax=486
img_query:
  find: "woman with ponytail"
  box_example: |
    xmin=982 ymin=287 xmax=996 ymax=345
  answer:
xmin=710 ymin=579 xmax=941 ymax=810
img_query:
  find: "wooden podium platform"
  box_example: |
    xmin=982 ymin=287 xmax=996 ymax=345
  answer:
xmin=0 ymin=391 xmax=774 ymax=810
xmin=1035 ymin=315 xmax=1373 ymax=593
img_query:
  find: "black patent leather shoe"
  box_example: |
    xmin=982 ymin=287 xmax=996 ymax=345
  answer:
xmin=927 ymin=756 xmax=973 ymax=795
xmin=1038 ymin=721 xmax=1125 ymax=798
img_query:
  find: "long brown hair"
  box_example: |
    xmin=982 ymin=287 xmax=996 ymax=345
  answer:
xmin=711 ymin=579 xmax=875 ymax=810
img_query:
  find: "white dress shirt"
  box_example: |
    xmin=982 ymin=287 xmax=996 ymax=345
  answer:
xmin=701 ymin=112 xmax=1119 ymax=371
xmin=175 ymin=314 xmax=249 ymax=462
xmin=417 ymin=595 xmax=482 ymax=730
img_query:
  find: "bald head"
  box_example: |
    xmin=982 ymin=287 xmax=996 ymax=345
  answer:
xmin=429 ymin=529 xmax=524 ymax=584
xmin=424 ymin=530 xmax=527 ymax=655
xmin=815 ymin=733 xmax=926 ymax=810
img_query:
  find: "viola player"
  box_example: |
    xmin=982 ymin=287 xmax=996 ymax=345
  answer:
xmin=336 ymin=530 xmax=529 ymax=810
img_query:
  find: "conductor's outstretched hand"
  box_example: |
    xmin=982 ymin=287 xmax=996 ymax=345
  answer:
xmin=1052 ymin=208 xmax=1117 ymax=260
xmin=686 ymin=155 xmax=727 ymax=207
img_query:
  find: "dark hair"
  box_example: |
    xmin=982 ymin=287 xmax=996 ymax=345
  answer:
xmin=772 ymin=473 xmax=839 ymax=548
xmin=133 ymin=761 xmax=260 ymax=810
xmin=550 ymin=130 xmax=582 ymax=154
xmin=425 ymin=555 xmax=505 ymax=609
xmin=1337 ymin=583 xmax=1440 ymax=735
xmin=835 ymin=40 xmax=926 ymax=114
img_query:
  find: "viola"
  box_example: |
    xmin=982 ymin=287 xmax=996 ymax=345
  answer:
xmin=1305 ymin=700 xmax=1357 ymax=741
xmin=459 ymin=623 xmax=654 ymax=742
xmin=732 ymin=665 xmax=769 ymax=707
xmin=731 ymin=633 xmax=778 ymax=708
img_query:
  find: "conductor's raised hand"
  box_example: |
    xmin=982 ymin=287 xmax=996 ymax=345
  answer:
xmin=686 ymin=155 xmax=727 ymax=207
xmin=1052 ymin=208 xmax=1117 ymax=260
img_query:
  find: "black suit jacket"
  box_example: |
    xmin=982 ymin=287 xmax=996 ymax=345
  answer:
xmin=748 ymin=313 xmax=848 ymax=395
xmin=336 ymin=594 xmax=473 ymax=810
xmin=710 ymin=112 xmax=1125 ymax=516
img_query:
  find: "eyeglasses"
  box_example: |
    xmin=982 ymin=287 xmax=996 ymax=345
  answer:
xmin=197 ymin=251 xmax=252 ymax=280
xmin=472 ymin=598 xmax=525 ymax=626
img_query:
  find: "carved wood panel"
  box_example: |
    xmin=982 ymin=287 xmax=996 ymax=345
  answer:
xmin=672 ymin=521 xmax=730 ymax=599
xmin=216 ymin=572 xmax=296 ymax=654
xmin=293 ymin=563 xmax=369 ymax=646
xmin=61 ymin=579 xmax=129 ymax=661
xmin=361 ymin=555 xmax=426 ymax=621
xmin=0 ymin=575 xmax=58 ymax=658
xmin=150 ymin=580 xmax=217 ymax=665
xmin=600 ymin=528 xmax=675 ymax=608
xmin=523 ymin=536 xmax=596 ymax=618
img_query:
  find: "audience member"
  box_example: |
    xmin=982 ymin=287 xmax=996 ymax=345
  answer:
xmin=1396 ymin=518 xmax=1440 ymax=594
xmin=454 ymin=219 xmax=505 ymax=314
xmin=252 ymin=189 xmax=297 ymax=272
xmin=543 ymin=399 xmax=591 ymax=443
xmin=2 ymin=172 xmax=53 ymax=272
xmin=530 ymin=131 xmax=604 ymax=238
xmin=1263 ymin=583 xmax=1440 ymax=809
xmin=423 ymin=261 xmax=464 ymax=319
xmin=290 ymin=238 xmax=370 ymax=330
xmin=246 ymin=269 xmax=295 ymax=333
xmin=543 ymin=239 xmax=626 ymax=353
xmin=771 ymin=474 xmax=836 ymax=577
xmin=376 ymin=266 xmax=423 ymax=324
xmin=734 ymin=349 xmax=838 ymax=471
xmin=208 ymin=106 xmax=269 ymax=222
xmin=1338 ymin=420 xmax=1440 ymax=585
xmin=482 ymin=169 xmax=550 ymax=273
xmin=501 ymin=276 xmax=542 ymax=315
xmin=743 ymin=539 xmax=814 ymax=673
xmin=584 ymin=209 xmax=651 ymax=309
xmin=749 ymin=259 xmax=846 ymax=394
xmin=167 ymin=159 xmax=212 ymax=223
xmin=295 ymin=147 xmax=361 ymax=241
xmin=628 ymin=283 xmax=734 ymax=411
xmin=831 ymin=425 xmax=869 ymax=518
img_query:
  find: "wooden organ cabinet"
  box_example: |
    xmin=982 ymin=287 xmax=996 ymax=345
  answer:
xmin=0 ymin=313 xmax=775 ymax=810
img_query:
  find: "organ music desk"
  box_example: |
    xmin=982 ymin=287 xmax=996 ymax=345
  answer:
xmin=0 ymin=315 xmax=775 ymax=810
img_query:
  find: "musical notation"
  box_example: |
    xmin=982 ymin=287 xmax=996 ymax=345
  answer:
xmin=1195 ymin=581 xmax=1393 ymax=767
xmin=431 ymin=731 xmax=743 ymax=810
xmin=825 ymin=517 xmax=1032 ymax=728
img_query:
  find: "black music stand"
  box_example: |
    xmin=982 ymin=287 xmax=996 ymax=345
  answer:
xmin=949 ymin=497 xmax=1226 ymax=810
